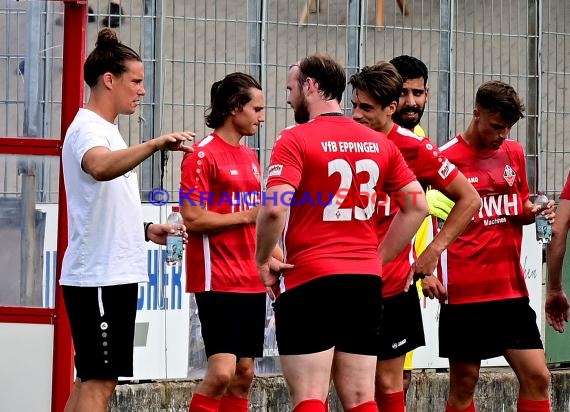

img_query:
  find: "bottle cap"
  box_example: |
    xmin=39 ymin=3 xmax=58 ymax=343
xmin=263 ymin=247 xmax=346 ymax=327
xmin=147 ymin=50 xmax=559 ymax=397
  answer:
xmin=172 ymin=205 xmax=180 ymax=212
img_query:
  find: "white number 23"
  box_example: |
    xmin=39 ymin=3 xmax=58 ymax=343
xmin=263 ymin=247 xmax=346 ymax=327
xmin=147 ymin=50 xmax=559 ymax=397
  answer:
xmin=323 ymin=158 xmax=379 ymax=221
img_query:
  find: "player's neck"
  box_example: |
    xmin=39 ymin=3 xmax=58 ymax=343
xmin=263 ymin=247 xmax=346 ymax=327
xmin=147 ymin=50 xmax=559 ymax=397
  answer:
xmin=85 ymin=94 xmax=118 ymax=124
xmin=380 ymin=120 xmax=394 ymax=135
xmin=462 ymin=123 xmax=483 ymax=150
xmin=213 ymin=125 xmax=243 ymax=147
xmin=309 ymin=100 xmax=343 ymax=120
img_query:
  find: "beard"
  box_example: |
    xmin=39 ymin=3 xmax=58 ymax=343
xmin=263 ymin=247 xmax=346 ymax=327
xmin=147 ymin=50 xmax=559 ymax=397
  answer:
xmin=293 ymin=98 xmax=310 ymax=124
xmin=393 ymin=106 xmax=425 ymax=130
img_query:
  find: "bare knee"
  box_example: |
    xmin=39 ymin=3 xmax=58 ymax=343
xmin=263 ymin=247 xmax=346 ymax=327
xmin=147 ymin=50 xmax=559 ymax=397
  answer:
xmin=403 ymin=370 xmax=412 ymax=390
xmin=449 ymin=369 xmax=479 ymax=403
xmin=75 ymin=379 xmax=117 ymax=411
xmin=201 ymin=369 xmax=234 ymax=396
xmin=375 ymin=358 xmax=405 ymax=395
xmin=227 ymin=361 xmax=255 ymax=397
xmin=80 ymin=379 xmax=117 ymax=397
xmin=519 ymin=368 xmax=550 ymax=398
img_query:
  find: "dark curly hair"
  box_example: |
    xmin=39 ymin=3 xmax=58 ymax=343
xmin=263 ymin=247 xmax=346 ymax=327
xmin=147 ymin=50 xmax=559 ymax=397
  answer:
xmin=389 ymin=55 xmax=428 ymax=85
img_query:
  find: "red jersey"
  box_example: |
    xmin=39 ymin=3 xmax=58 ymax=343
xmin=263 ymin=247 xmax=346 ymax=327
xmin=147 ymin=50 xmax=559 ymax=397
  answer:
xmin=439 ymin=135 xmax=530 ymax=304
xmin=180 ymin=133 xmax=264 ymax=293
xmin=560 ymin=171 xmax=570 ymax=200
xmin=266 ymin=115 xmax=416 ymax=291
xmin=378 ymin=124 xmax=458 ymax=297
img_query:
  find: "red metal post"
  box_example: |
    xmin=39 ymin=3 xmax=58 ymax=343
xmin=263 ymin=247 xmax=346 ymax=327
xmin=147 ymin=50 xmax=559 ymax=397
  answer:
xmin=52 ymin=2 xmax=86 ymax=412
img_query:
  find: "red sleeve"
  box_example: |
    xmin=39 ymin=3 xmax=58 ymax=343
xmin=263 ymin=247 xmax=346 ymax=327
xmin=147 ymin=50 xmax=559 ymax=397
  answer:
xmin=516 ymin=144 xmax=530 ymax=203
xmin=266 ymin=129 xmax=304 ymax=189
xmin=383 ymin=139 xmax=417 ymax=192
xmin=180 ymin=148 xmax=214 ymax=204
xmin=415 ymin=137 xmax=459 ymax=189
xmin=560 ymin=171 xmax=570 ymax=200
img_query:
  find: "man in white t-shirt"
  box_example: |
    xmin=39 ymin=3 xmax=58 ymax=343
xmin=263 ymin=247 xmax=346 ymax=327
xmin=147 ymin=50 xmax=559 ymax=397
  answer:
xmin=61 ymin=28 xmax=193 ymax=412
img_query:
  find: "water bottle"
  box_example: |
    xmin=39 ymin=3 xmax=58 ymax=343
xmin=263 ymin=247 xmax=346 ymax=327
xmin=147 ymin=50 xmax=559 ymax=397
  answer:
xmin=166 ymin=206 xmax=184 ymax=265
xmin=534 ymin=191 xmax=552 ymax=245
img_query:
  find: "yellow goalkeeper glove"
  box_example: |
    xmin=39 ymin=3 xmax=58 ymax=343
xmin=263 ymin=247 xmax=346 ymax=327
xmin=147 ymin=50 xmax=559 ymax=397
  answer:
xmin=426 ymin=189 xmax=455 ymax=221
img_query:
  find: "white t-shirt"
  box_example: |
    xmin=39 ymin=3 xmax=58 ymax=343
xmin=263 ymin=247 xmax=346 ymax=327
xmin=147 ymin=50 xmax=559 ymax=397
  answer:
xmin=60 ymin=108 xmax=148 ymax=286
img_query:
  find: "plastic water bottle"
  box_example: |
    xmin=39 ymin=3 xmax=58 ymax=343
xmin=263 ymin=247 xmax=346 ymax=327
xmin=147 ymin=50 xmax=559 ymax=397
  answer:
xmin=534 ymin=192 xmax=552 ymax=245
xmin=166 ymin=206 xmax=184 ymax=265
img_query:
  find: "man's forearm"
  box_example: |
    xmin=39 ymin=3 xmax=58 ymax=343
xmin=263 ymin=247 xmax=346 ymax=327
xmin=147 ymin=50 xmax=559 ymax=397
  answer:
xmin=430 ymin=196 xmax=478 ymax=254
xmin=547 ymin=236 xmax=566 ymax=291
xmin=256 ymin=208 xmax=286 ymax=265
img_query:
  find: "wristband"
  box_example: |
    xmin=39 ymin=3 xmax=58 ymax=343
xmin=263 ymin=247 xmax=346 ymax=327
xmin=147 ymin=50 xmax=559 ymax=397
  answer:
xmin=144 ymin=221 xmax=153 ymax=242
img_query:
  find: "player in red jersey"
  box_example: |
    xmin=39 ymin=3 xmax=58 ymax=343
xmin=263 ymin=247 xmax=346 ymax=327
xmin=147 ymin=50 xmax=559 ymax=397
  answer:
xmin=255 ymin=54 xmax=429 ymax=412
xmin=438 ymin=80 xmax=554 ymax=412
xmin=546 ymin=171 xmax=570 ymax=333
xmin=349 ymin=62 xmax=480 ymax=412
xmin=181 ymin=72 xmax=275 ymax=412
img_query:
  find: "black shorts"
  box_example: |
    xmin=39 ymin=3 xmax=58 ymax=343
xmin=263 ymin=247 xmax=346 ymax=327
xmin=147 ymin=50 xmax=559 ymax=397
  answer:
xmin=273 ymin=274 xmax=383 ymax=356
xmin=377 ymin=283 xmax=425 ymax=360
xmin=63 ymin=283 xmax=138 ymax=381
xmin=194 ymin=291 xmax=266 ymax=359
xmin=439 ymin=297 xmax=543 ymax=361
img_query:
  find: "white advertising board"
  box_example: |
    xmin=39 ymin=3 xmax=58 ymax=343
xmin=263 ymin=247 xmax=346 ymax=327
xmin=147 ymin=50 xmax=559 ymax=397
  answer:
xmin=39 ymin=204 xmax=543 ymax=376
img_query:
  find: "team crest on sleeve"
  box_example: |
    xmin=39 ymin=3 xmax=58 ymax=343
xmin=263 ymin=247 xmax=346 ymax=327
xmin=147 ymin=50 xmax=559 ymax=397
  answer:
xmin=252 ymin=163 xmax=261 ymax=182
xmin=503 ymin=165 xmax=516 ymax=186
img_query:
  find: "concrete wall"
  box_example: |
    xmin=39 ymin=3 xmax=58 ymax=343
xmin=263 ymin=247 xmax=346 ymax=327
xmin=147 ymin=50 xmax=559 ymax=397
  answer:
xmin=110 ymin=370 xmax=570 ymax=411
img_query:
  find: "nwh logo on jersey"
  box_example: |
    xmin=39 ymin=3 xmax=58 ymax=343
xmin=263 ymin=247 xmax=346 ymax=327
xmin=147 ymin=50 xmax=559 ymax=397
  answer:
xmin=476 ymin=193 xmax=519 ymax=226
xmin=231 ymin=191 xmax=260 ymax=213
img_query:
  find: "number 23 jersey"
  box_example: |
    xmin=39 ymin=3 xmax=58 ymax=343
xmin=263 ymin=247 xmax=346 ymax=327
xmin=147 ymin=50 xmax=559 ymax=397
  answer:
xmin=266 ymin=116 xmax=416 ymax=290
xmin=439 ymin=135 xmax=530 ymax=304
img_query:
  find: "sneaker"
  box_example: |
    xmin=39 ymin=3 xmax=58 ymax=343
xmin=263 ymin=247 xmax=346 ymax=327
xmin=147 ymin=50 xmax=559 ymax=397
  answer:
xmin=101 ymin=2 xmax=124 ymax=28
xmin=88 ymin=6 xmax=96 ymax=23
xmin=55 ymin=5 xmax=95 ymax=26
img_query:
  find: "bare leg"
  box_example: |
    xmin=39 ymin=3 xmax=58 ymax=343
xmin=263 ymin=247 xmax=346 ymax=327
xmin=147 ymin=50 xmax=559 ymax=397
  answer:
xmin=332 ymin=351 xmax=377 ymax=410
xmin=65 ymin=378 xmax=117 ymax=412
xmin=195 ymin=353 xmax=237 ymax=398
xmin=63 ymin=378 xmax=81 ymax=412
xmin=280 ymin=349 xmax=334 ymax=407
xmin=403 ymin=370 xmax=412 ymax=401
xmin=504 ymin=349 xmax=550 ymax=400
xmin=447 ymin=360 xmax=480 ymax=410
xmin=225 ymin=357 xmax=255 ymax=398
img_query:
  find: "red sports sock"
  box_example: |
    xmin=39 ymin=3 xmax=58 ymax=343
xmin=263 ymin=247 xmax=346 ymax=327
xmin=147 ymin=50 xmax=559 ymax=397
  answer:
xmin=517 ymin=398 xmax=550 ymax=412
xmin=347 ymin=400 xmax=379 ymax=412
xmin=377 ymin=391 xmax=405 ymax=412
xmin=189 ymin=393 xmax=220 ymax=412
xmin=293 ymin=399 xmax=326 ymax=412
xmin=445 ymin=401 xmax=476 ymax=412
xmin=219 ymin=395 xmax=248 ymax=412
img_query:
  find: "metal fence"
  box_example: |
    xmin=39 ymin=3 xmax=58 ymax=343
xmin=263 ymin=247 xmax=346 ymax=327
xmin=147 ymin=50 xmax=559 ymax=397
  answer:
xmin=0 ymin=0 xmax=569 ymax=199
